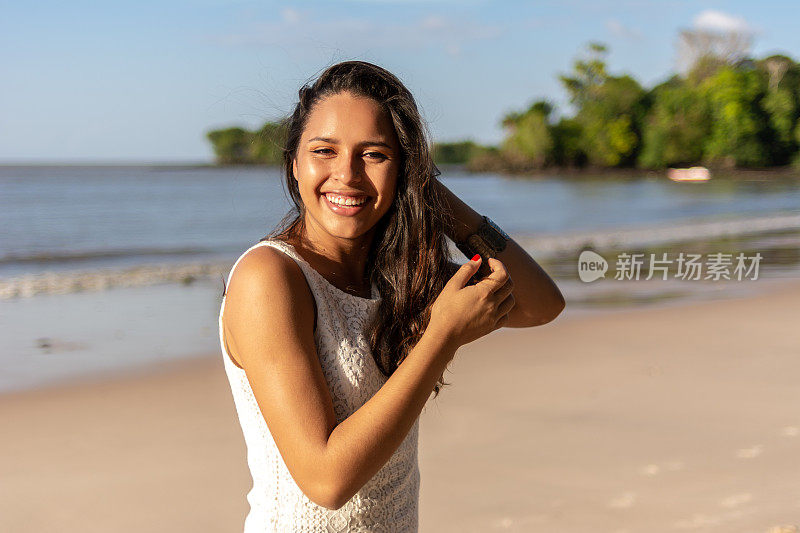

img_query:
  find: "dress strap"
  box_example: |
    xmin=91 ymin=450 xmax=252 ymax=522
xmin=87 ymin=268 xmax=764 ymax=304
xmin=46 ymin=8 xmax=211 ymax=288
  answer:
xmin=258 ymin=238 xmax=381 ymax=304
xmin=222 ymin=239 xmax=320 ymax=333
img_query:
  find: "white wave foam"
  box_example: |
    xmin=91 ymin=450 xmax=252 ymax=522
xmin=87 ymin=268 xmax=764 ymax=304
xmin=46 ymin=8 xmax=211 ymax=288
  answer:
xmin=514 ymin=212 xmax=800 ymax=257
xmin=0 ymin=262 xmax=231 ymax=299
xmin=4 ymin=212 xmax=799 ymax=299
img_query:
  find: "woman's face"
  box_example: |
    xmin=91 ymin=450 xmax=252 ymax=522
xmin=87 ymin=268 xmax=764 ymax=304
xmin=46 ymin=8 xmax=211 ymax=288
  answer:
xmin=293 ymin=91 xmax=401 ymax=244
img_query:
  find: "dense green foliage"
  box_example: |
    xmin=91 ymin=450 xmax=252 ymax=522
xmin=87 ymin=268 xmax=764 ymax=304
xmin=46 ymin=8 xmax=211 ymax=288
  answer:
xmin=638 ymin=79 xmax=710 ymax=168
xmin=431 ymin=140 xmax=486 ymax=165
xmin=486 ymin=44 xmax=800 ymax=170
xmin=498 ymin=101 xmax=554 ymax=170
xmin=207 ymin=44 xmax=800 ymax=170
xmin=206 ymin=122 xmax=286 ymax=165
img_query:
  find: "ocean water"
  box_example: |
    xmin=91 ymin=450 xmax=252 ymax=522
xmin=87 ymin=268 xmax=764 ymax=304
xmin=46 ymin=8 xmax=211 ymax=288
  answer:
xmin=1 ymin=165 xmax=799 ymax=393
xmin=2 ymin=164 xmax=799 ymax=278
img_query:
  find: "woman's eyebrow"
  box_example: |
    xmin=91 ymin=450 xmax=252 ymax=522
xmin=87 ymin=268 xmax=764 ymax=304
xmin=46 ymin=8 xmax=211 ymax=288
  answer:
xmin=307 ymin=136 xmax=394 ymax=150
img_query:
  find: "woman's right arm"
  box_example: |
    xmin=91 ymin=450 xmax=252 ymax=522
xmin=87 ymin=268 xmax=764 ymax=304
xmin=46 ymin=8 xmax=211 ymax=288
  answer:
xmin=222 ymin=248 xmax=511 ymax=510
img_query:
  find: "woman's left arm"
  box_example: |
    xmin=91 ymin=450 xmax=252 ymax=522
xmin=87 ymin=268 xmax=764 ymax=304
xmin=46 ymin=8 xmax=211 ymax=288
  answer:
xmin=434 ymin=177 xmax=565 ymax=328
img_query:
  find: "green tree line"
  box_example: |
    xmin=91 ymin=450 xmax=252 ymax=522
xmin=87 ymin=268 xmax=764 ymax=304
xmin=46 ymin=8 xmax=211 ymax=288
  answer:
xmin=207 ymin=42 xmax=800 ymax=171
xmin=470 ymin=43 xmax=800 ymax=171
xmin=206 ymin=122 xmax=286 ymax=165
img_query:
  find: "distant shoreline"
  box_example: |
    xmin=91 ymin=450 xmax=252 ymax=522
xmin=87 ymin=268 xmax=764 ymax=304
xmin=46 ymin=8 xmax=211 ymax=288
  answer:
xmin=3 ymin=162 xmax=799 ymax=181
xmin=491 ymin=165 xmax=800 ymax=181
xmin=0 ymin=162 xmax=219 ymax=170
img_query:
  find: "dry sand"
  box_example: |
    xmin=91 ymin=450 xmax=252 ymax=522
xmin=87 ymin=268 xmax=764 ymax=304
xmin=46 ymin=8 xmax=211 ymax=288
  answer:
xmin=1 ymin=281 xmax=799 ymax=532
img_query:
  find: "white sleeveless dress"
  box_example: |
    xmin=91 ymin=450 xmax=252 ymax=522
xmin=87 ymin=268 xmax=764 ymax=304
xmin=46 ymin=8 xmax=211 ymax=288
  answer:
xmin=218 ymin=238 xmax=420 ymax=532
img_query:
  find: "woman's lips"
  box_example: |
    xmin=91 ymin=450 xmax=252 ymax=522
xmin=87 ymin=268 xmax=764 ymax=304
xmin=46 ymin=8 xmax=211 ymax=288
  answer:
xmin=322 ymin=193 xmax=370 ymax=216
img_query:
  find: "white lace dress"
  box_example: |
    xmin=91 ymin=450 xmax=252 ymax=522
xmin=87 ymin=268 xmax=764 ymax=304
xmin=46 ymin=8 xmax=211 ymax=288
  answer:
xmin=218 ymin=238 xmax=420 ymax=532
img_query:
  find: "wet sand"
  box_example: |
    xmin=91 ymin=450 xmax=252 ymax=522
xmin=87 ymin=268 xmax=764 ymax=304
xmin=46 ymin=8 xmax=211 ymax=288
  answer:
xmin=1 ymin=280 xmax=799 ymax=532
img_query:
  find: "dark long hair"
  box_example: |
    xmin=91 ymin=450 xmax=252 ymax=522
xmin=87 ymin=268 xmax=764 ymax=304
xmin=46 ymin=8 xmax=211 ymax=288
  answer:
xmin=262 ymin=60 xmax=458 ymax=397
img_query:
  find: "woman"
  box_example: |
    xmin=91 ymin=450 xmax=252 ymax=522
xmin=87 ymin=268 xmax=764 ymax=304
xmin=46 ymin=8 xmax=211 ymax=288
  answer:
xmin=218 ymin=61 xmax=565 ymax=532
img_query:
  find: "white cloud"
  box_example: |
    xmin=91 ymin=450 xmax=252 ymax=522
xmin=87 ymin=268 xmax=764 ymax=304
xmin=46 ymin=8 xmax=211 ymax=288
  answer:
xmin=212 ymin=13 xmax=501 ymax=57
xmin=605 ymin=18 xmax=642 ymax=40
xmin=420 ymin=15 xmax=447 ymax=30
xmin=445 ymin=43 xmax=461 ymax=56
xmin=281 ymin=7 xmax=303 ymax=24
xmin=692 ymin=10 xmax=753 ymax=34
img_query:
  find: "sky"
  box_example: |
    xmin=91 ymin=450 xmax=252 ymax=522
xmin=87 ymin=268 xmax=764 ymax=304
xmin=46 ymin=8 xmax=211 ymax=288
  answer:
xmin=2 ymin=0 xmax=799 ymax=163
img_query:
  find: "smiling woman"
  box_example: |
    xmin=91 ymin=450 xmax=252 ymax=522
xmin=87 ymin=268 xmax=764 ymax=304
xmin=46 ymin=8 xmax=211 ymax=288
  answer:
xmin=217 ymin=60 xmax=563 ymax=532
xmin=291 ymin=92 xmax=401 ymax=250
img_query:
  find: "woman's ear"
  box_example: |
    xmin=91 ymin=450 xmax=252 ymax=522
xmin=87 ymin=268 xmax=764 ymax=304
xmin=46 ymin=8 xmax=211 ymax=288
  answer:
xmin=292 ymin=157 xmax=298 ymax=182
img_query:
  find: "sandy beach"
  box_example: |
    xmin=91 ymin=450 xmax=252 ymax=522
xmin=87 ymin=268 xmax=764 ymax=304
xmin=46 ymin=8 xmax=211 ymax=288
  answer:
xmin=1 ymin=280 xmax=799 ymax=532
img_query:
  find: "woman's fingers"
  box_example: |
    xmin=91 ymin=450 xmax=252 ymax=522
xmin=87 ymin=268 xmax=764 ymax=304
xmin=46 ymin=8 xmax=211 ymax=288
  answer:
xmin=497 ymin=292 xmax=515 ymax=316
xmin=494 ymin=313 xmax=509 ymax=329
xmin=494 ymin=276 xmax=514 ymax=302
xmin=478 ymin=257 xmax=511 ymax=294
xmin=493 ymin=294 xmax=515 ymax=330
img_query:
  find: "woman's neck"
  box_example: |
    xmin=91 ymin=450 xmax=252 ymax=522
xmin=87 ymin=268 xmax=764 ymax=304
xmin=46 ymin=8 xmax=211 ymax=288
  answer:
xmin=289 ymin=226 xmax=374 ymax=296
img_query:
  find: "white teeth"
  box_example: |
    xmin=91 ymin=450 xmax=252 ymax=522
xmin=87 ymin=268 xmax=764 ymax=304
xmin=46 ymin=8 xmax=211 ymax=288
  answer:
xmin=325 ymin=193 xmax=368 ymax=207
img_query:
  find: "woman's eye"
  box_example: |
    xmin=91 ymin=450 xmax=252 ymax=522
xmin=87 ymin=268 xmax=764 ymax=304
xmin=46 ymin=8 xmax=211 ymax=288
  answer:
xmin=312 ymin=148 xmax=386 ymax=160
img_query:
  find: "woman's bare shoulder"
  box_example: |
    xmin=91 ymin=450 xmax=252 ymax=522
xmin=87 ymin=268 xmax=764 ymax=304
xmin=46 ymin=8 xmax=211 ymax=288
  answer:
xmin=222 ymin=245 xmax=317 ymax=367
xmin=226 ymin=245 xmax=311 ymax=302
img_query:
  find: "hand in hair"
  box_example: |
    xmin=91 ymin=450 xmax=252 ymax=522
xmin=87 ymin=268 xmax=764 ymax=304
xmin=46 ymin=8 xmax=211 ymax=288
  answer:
xmin=427 ymin=255 xmax=515 ymax=352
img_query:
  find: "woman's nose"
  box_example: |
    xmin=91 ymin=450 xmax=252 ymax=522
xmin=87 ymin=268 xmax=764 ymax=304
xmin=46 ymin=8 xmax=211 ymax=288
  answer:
xmin=333 ymin=152 xmax=364 ymax=183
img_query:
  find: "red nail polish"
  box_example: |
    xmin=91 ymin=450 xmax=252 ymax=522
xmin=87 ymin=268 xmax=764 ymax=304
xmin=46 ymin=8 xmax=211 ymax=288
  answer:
xmin=471 ymin=254 xmax=480 ymax=262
